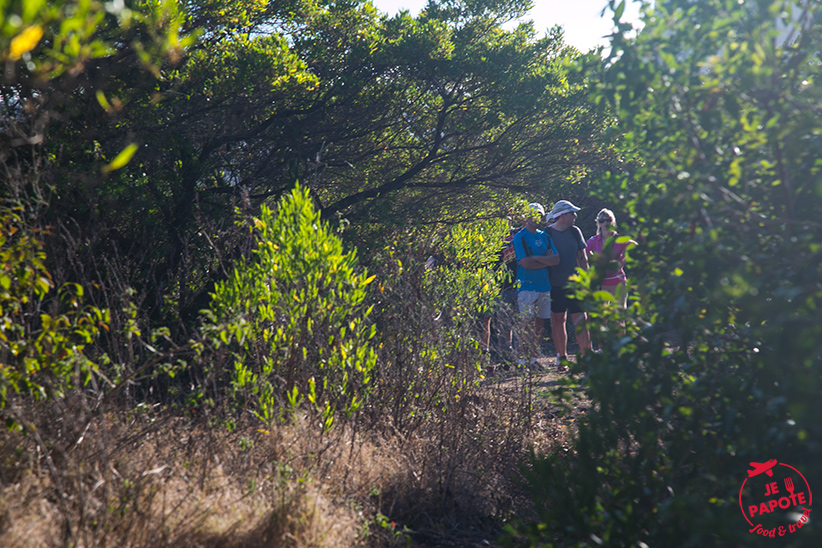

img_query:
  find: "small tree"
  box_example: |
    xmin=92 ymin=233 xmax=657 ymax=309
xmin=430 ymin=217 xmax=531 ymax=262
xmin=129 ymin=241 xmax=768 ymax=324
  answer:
xmin=201 ymin=184 xmax=377 ymax=428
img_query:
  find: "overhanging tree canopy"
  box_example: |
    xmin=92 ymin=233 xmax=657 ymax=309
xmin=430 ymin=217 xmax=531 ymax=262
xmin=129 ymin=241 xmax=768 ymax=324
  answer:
xmin=11 ymin=0 xmax=617 ymax=321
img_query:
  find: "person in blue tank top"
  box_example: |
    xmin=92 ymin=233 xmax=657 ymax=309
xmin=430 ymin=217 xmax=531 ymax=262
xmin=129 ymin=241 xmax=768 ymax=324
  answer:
xmin=512 ymin=202 xmax=559 ymax=366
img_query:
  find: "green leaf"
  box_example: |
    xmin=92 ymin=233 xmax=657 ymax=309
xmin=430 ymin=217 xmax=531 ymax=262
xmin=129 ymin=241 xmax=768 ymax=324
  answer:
xmin=102 ymin=143 xmax=138 ymax=174
xmin=613 ymin=0 xmax=626 ymax=21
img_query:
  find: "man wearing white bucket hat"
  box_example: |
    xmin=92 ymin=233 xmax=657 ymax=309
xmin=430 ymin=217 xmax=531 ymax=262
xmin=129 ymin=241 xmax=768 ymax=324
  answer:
xmin=546 ymin=200 xmax=592 ymax=370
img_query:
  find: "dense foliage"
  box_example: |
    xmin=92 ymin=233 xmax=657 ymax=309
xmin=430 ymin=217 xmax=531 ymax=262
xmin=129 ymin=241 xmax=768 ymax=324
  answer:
xmin=507 ymin=0 xmax=821 ymax=546
xmin=2 ymin=0 xmax=615 ymax=333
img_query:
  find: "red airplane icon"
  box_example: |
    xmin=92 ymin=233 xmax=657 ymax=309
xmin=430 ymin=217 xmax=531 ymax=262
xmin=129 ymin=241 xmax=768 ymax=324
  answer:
xmin=748 ymin=459 xmax=778 ymax=478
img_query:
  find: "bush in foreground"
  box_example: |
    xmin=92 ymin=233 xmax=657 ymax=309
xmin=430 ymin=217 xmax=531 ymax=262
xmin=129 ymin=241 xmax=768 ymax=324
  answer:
xmin=506 ymin=1 xmax=822 ymax=546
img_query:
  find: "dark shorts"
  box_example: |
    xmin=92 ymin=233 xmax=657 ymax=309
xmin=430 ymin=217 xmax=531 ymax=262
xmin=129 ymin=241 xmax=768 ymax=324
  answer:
xmin=500 ymin=288 xmax=518 ymax=307
xmin=550 ymin=287 xmax=584 ymax=315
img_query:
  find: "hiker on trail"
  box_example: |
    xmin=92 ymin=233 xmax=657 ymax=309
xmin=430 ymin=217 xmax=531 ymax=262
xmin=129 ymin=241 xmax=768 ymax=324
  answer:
xmin=490 ymin=211 xmax=526 ymax=363
xmin=585 ymin=208 xmax=637 ymax=310
xmin=512 ymin=202 xmax=559 ymax=366
xmin=546 ymin=199 xmax=592 ymax=369
xmin=480 ymin=214 xmax=523 ymax=367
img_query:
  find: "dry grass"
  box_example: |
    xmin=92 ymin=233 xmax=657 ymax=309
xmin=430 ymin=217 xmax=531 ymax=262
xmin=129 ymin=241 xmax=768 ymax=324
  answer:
xmin=0 ymin=357 xmax=587 ymax=548
xmin=0 ymin=410 xmax=362 ymax=548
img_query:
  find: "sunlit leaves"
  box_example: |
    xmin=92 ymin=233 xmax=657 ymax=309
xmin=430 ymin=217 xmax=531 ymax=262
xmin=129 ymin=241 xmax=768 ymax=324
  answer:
xmin=101 ymin=143 xmax=139 ymax=173
xmin=203 ymin=184 xmax=376 ymax=428
xmin=186 ymin=30 xmax=315 ymax=94
xmin=6 ymin=24 xmax=43 ymax=60
xmin=0 ymin=205 xmax=108 ymax=418
xmin=1 ymin=0 xmax=190 ymax=80
xmin=424 ymin=218 xmax=509 ymax=319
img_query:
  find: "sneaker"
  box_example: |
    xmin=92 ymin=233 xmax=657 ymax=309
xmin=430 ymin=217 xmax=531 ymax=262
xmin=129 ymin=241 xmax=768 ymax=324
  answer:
xmin=555 ymin=355 xmax=569 ymax=372
xmin=517 ymin=357 xmax=540 ymax=369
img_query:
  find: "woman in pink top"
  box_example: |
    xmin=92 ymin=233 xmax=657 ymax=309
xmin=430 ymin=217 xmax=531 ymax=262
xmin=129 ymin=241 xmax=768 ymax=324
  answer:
xmin=585 ymin=208 xmax=637 ymax=308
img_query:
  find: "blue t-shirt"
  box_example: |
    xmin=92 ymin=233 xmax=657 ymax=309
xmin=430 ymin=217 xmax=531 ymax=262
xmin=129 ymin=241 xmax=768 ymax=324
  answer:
xmin=513 ymin=229 xmax=556 ymax=293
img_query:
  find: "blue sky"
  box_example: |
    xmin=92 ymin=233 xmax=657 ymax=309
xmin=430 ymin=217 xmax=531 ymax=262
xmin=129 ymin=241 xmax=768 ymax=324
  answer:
xmin=369 ymin=0 xmax=644 ymax=52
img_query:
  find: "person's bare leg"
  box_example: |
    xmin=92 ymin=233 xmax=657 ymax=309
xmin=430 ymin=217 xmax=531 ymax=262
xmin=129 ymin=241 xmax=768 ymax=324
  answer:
xmin=551 ymin=311 xmax=567 ymax=357
xmin=571 ymin=312 xmax=591 ymax=356
xmin=481 ymin=316 xmax=491 ymax=352
xmin=533 ymin=317 xmax=543 ymax=358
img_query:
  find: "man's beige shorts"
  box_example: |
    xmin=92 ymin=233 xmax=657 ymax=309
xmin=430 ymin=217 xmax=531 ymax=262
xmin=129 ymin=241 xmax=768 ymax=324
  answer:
xmin=517 ymin=290 xmax=551 ymax=319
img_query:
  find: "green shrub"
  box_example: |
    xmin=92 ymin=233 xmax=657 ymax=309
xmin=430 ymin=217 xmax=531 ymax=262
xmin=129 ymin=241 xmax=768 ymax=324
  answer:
xmin=200 ymin=184 xmax=376 ymax=428
xmin=358 ymin=217 xmax=543 ymax=528
xmin=426 ymin=219 xmax=510 ymax=320
xmin=362 ymin=218 xmax=510 ymax=431
xmin=0 ymin=204 xmax=108 ymax=424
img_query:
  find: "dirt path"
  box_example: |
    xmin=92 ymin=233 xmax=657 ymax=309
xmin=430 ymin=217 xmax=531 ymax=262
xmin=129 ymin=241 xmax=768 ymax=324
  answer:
xmin=479 ymin=353 xmax=591 ymax=452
